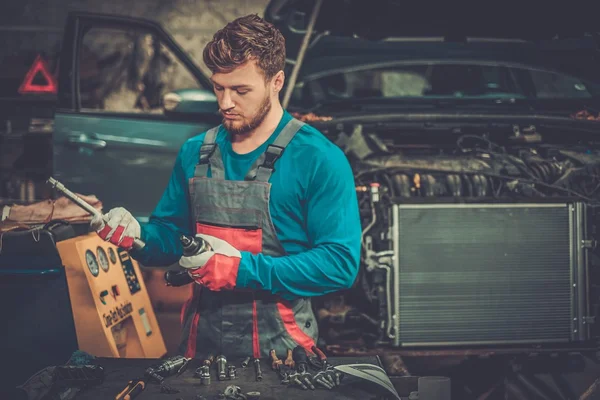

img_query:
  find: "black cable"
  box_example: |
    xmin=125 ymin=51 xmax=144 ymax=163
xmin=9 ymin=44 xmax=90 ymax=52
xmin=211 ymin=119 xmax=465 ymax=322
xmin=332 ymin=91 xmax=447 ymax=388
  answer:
xmin=380 ymin=172 xmax=396 ymax=197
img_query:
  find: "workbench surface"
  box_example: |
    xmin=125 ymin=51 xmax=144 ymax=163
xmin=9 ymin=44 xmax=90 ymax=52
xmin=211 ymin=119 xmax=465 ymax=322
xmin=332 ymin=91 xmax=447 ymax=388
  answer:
xmin=78 ymin=356 xmax=395 ymax=400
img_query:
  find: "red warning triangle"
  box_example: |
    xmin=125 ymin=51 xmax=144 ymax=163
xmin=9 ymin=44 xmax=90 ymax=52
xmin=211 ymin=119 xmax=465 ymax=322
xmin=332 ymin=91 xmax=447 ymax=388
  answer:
xmin=18 ymin=54 xmax=58 ymax=94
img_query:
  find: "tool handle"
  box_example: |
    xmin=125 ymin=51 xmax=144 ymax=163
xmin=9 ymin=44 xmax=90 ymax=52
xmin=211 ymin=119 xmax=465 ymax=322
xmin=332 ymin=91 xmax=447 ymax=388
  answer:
xmin=124 ymin=381 xmax=145 ymax=400
xmin=311 ymin=345 xmax=327 ymax=361
xmin=292 ymin=346 xmax=308 ymax=367
xmin=270 ymin=349 xmax=282 ymax=370
xmin=203 ymin=354 xmax=215 ymax=366
xmin=115 ymin=380 xmax=145 ymax=400
xmin=164 ymin=269 xmax=194 ymax=286
xmin=285 ymin=349 xmax=295 ymax=368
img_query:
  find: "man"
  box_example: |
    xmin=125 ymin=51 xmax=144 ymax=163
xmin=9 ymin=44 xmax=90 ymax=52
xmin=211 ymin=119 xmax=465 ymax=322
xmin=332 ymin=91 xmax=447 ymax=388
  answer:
xmin=91 ymin=14 xmax=361 ymax=360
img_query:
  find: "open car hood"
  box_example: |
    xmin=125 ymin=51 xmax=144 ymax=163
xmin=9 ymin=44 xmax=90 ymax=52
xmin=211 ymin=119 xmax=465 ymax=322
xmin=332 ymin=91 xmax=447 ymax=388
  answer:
xmin=266 ymin=0 xmax=600 ymax=86
xmin=265 ymin=0 xmax=599 ymax=41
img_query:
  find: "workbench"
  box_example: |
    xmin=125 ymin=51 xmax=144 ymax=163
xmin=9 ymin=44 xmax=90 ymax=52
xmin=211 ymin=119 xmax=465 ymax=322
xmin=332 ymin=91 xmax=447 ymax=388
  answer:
xmin=77 ymin=356 xmax=399 ymax=400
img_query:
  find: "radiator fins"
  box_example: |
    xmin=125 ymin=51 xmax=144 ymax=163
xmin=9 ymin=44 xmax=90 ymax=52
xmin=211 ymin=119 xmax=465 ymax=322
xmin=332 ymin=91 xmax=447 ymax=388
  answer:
xmin=396 ymin=205 xmax=574 ymax=345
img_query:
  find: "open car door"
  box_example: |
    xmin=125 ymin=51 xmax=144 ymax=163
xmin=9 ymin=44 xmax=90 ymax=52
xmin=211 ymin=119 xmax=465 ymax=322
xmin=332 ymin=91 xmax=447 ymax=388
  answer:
xmin=53 ymin=12 xmax=220 ymax=221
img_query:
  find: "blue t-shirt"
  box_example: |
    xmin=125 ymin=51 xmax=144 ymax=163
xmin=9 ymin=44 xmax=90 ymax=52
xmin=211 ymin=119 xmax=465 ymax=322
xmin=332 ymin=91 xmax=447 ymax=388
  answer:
xmin=133 ymin=111 xmax=361 ymax=300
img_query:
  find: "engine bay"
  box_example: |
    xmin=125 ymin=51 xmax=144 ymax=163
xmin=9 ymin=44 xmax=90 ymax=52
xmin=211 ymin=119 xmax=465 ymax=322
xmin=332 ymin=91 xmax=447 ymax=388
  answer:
xmin=312 ymin=120 xmax=600 ymax=353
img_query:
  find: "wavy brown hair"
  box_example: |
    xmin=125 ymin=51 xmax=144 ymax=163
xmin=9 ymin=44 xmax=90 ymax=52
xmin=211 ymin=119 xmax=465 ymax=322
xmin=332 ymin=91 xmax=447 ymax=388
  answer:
xmin=203 ymin=14 xmax=286 ymax=81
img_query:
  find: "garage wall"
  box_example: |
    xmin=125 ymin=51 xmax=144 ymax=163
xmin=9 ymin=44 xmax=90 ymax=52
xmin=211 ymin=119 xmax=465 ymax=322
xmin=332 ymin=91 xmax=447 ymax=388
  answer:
xmin=0 ymin=0 xmax=270 ymax=74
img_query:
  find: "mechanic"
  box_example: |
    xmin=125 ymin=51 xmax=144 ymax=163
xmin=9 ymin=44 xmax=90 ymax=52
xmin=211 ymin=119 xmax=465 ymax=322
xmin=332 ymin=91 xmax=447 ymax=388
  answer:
xmin=91 ymin=14 xmax=361 ymax=360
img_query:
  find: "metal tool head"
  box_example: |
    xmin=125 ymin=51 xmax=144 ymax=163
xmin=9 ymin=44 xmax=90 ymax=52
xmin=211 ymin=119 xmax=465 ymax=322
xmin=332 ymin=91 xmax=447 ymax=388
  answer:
xmin=176 ymin=357 xmax=191 ymax=375
xmin=180 ymin=235 xmax=193 ymax=247
xmin=46 ymin=177 xmax=59 ymax=188
xmin=241 ymin=356 xmax=251 ymax=368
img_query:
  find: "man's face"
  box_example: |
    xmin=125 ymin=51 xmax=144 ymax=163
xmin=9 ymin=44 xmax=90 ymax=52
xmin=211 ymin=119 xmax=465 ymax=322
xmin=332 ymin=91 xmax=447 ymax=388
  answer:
xmin=211 ymin=60 xmax=277 ymax=136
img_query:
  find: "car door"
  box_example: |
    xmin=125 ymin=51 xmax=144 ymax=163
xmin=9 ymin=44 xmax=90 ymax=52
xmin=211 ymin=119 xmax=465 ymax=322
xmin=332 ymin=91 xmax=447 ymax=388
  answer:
xmin=54 ymin=12 xmax=220 ymax=222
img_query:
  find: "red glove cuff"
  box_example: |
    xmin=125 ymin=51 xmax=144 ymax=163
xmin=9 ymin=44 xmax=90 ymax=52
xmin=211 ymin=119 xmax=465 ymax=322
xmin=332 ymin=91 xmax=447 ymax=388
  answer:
xmin=190 ymin=254 xmax=240 ymax=291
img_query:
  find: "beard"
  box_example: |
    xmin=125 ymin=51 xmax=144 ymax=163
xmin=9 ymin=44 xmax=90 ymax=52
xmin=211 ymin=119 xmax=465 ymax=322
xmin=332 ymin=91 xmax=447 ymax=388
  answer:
xmin=221 ymin=94 xmax=272 ymax=136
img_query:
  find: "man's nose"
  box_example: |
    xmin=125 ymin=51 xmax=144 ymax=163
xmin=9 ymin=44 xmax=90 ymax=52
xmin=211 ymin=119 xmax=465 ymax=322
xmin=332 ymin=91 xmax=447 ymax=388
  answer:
xmin=220 ymin=90 xmax=235 ymax=111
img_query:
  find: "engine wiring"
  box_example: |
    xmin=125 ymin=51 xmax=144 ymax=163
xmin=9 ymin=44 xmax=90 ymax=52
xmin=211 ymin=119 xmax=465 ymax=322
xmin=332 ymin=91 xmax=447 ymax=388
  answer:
xmin=357 ymin=167 xmax=596 ymax=203
xmin=456 ymin=134 xmax=504 ymax=153
xmin=352 ymin=133 xmax=600 ymax=203
xmin=455 ymin=134 xmax=599 ymax=202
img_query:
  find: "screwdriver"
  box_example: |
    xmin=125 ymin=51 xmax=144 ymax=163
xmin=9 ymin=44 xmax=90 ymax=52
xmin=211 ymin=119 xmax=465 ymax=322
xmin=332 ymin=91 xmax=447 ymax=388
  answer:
xmin=115 ymin=379 xmax=145 ymax=400
xmin=269 ymin=349 xmax=283 ymax=370
xmin=254 ymin=358 xmax=263 ymax=382
xmin=270 ymin=349 xmax=291 ymax=382
xmin=311 ymin=345 xmax=331 ymax=370
xmin=311 ymin=346 xmax=337 ymax=387
xmin=292 ymin=346 xmax=315 ymax=390
xmin=284 ymin=348 xmax=295 ymax=369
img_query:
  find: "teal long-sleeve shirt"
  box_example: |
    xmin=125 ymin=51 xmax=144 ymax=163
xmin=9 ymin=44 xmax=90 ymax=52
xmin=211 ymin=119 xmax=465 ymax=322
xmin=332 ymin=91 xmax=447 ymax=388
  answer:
xmin=131 ymin=111 xmax=361 ymax=300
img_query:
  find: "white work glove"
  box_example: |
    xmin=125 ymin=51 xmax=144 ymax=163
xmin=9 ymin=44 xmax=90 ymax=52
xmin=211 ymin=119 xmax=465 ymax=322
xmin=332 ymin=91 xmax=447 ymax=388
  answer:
xmin=90 ymin=207 xmax=140 ymax=250
xmin=179 ymin=234 xmax=242 ymax=291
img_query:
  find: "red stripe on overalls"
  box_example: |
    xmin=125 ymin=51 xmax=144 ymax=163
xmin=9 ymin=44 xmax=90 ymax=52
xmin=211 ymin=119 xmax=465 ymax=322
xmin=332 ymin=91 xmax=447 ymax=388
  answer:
xmin=180 ymin=284 xmax=194 ymax=326
xmin=276 ymin=301 xmax=316 ymax=352
xmin=183 ymin=285 xmax=199 ymax=358
xmin=185 ymin=312 xmax=200 ymax=358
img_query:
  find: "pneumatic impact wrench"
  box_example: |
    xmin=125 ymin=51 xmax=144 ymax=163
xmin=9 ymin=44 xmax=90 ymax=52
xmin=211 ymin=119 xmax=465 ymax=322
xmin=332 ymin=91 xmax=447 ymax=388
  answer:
xmin=46 ymin=177 xmax=207 ymax=287
xmin=164 ymin=234 xmax=212 ymax=287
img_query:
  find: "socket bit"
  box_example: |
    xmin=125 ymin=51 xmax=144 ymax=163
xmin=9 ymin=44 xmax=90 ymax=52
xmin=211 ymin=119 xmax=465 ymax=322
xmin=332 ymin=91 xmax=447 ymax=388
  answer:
xmin=227 ymin=365 xmax=237 ymax=380
xmin=241 ymin=356 xmax=251 ymax=368
xmin=254 ymin=358 xmax=262 ymax=382
xmin=200 ymin=365 xmax=210 ymax=385
xmin=246 ymin=392 xmax=261 ymax=400
xmin=216 ymin=355 xmax=227 ymax=381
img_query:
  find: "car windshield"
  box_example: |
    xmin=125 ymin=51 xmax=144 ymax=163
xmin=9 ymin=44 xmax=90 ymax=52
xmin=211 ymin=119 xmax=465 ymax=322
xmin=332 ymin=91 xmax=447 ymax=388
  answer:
xmin=294 ymin=63 xmax=597 ymax=106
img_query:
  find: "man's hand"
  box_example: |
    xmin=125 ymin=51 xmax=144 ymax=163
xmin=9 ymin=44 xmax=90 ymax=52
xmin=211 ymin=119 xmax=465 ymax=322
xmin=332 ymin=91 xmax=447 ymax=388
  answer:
xmin=90 ymin=207 xmax=140 ymax=250
xmin=179 ymin=234 xmax=241 ymax=291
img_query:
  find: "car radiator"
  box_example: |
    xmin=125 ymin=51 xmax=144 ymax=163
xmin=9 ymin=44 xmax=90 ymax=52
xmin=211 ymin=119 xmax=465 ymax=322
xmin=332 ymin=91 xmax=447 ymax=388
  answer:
xmin=390 ymin=203 xmax=590 ymax=347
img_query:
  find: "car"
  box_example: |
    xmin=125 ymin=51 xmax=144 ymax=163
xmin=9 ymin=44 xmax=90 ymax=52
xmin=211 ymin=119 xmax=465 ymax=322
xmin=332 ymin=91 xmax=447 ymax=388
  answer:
xmin=53 ymin=1 xmax=600 ymax=396
xmin=53 ymin=3 xmax=600 ymax=219
xmin=53 ymin=12 xmax=222 ymax=221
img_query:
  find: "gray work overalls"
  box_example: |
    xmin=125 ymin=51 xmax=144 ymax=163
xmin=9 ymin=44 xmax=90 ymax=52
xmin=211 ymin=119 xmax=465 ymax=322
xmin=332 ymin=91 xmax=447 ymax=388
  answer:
xmin=179 ymin=118 xmax=319 ymax=359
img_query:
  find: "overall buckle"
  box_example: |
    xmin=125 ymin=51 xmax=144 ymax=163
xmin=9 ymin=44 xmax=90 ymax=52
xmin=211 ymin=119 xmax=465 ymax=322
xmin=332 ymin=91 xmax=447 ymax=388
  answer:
xmin=262 ymin=145 xmax=284 ymax=170
xmin=198 ymin=144 xmax=216 ymax=164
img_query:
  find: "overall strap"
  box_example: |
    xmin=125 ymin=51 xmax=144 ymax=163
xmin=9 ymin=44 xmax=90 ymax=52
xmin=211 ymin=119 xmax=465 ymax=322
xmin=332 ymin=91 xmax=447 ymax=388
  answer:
xmin=245 ymin=118 xmax=305 ymax=182
xmin=194 ymin=126 xmax=223 ymax=179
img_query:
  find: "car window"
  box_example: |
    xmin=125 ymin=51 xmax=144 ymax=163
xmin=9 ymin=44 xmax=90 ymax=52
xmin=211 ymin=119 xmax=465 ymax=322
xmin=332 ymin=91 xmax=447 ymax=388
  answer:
xmin=79 ymin=27 xmax=201 ymax=114
xmin=529 ymin=69 xmax=592 ymax=99
xmin=301 ymin=63 xmax=593 ymax=104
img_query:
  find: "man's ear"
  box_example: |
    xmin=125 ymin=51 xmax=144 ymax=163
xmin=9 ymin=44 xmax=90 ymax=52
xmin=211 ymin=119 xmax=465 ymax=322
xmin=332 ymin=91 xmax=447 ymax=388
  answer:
xmin=272 ymin=70 xmax=285 ymax=93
